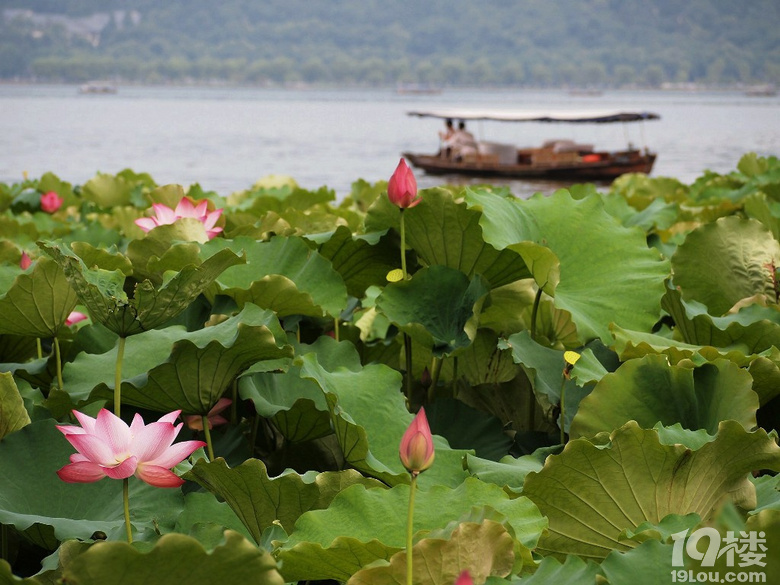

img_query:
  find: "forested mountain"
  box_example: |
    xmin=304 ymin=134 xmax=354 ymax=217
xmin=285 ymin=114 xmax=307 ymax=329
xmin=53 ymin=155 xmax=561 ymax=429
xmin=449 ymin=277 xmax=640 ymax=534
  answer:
xmin=1 ymin=0 xmax=778 ymax=87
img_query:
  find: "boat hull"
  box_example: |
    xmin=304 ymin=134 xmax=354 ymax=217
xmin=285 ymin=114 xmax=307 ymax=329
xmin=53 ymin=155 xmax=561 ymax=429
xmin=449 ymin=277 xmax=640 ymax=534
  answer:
xmin=403 ymin=150 xmax=656 ymax=181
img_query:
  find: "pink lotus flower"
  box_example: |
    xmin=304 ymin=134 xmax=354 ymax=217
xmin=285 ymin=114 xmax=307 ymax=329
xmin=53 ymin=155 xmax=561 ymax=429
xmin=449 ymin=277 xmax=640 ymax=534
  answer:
xmin=135 ymin=197 xmax=223 ymax=239
xmin=40 ymin=191 xmax=64 ymax=213
xmin=65 ymin=311 xmax=88 ymax=326
xmin=399 ymin=407 xmax=435 ymax=475
xmin=184 ymin=398 xmax=232 ymax=431
xmin=19 ymin=252 xmax=32 ymax=270
xmin=388 ymin=158 xmax=421 ymax=209
xmin=57 ymin=409 xmax=205 ymax=488
xmin=455 ymin=571 xmax=473 ymax=585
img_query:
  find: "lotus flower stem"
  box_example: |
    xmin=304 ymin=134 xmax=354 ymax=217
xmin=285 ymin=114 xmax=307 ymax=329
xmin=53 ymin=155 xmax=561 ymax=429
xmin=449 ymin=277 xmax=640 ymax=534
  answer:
xmin=400 ymin=210 xmax=408 ymax=280
xmin=559 ymin=376 xmax=566 ymax=445
xmin=114 ymin=336 xmax=126 ymax=417
xmin=123 ymin=477 xmax=132 ymax=543
xmin=404 ymin=333 xmax=413 ymax=404
xmin=36 ymin=338 xmax=42 ymax=360
xmin=53 ymin=337 xmax=64 ymax=391
xmin=406 ymin=473 xmax=418 ymax=585
xmin=202 ymin=416 xmax=215 ymax=460
xmin=428 ymin=357 xmax=443 ymax=403
xmin=530 ymin=287 xmax=543 ymax=341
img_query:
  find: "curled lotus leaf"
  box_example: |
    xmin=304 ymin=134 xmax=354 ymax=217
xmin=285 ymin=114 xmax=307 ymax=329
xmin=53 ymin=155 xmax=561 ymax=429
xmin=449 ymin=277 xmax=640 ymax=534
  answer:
xmin=66 ymin=304 xmax=292 ymax=415
xmin=522 ymin=420 xmax=780 ymax=560
xmin=402 ymin=189 xmax=532 ymax=288
xmin=466 ymin=188 xmax=670 ymax=345
xmin=0 ymin=256 xmax=78 ymax=337
xmin=0 ymin=372 xmax=30 ymax=439
xmin=61 ymin=531 xmax=284 ymax=585
xmin=40 ymin=241 xmax=243 ymax=337
xmin=671 ymin=216 xmax=780 ymax=316
xmin=570 ymin=355 xmax=759 ymax=439
xmin=201 ymin=236 xmax=348 ymax=318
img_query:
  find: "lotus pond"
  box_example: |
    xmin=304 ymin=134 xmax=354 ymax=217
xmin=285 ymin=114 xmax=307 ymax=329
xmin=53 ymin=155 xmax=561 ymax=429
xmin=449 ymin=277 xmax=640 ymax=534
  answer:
xmin=0 ymin=154 xmax=779 ymax=584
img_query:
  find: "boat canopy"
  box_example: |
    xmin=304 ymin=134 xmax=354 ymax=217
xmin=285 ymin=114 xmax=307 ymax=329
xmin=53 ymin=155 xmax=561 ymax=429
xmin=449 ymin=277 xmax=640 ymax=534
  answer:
xmin=407 ymin=109 xmax=660 ymax=124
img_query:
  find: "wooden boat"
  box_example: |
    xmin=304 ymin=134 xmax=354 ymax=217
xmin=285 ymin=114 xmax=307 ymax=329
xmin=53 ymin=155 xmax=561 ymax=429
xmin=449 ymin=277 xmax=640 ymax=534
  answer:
xmin=403 ymin=109 xmax=660 ymax=181
xmin=78 ymin=81 xmax=118 ymax=94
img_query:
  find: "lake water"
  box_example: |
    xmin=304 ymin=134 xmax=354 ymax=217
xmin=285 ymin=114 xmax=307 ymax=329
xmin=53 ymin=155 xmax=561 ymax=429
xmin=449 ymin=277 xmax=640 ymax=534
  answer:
xmin=1 ymin=84 xmax=779 ymax=199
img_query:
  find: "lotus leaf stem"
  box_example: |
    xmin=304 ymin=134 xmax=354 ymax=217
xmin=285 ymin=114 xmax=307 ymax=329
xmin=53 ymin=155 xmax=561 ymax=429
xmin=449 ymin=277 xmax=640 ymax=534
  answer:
xmin=231 ymin=380 xmax=238 ymax=424
xmin=1 ymin=524 xmax=7 ymax=561
xmin=334 ymin=317 xmax=340 ymax=342
xmin=114 ymin=336 xmax=126 ymax=417
xmin=123 ymin=477 xmax=132 ymax=543
xmin=559 ymin=376 xmax=566 ymax=445
xmin=406 ymin=472 xmax=418 ymax=585
xmin=530 ymin=286 xmax=543 ymax=342
xmin=428 ymin=356 xmax=443 ymax=403
xmin=36 ymin=338 xmax=42 ymax=360
xmin=202 ymin=415 xmax=215 ymax=460
xmin=53 ymin=337 xmax=64 ymax=391
xmin=404 ymin=333 xmax=413 ymax=404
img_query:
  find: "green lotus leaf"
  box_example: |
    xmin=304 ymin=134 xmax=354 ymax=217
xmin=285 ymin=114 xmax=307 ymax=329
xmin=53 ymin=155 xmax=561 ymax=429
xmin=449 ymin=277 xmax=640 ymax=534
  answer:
xmin=60 ymin=531 xmax=283 ymax=585
xmin=466 ymin=188 xmax=670 ymax=344
xmin=1 ymin=560 xmax=42 ymax=584
xmin=662 ymin=283 xmax=780 ymax=354
xmin=0 ymin=257 xmax=78 ymax=337
xmin=403 ymin=189 xmax=531 ymax=288
xmin=463 ymin=451 xmax=545 ymax=493
xmin=0 ymin=420 xmax=184 ymax=543
xmin=426 ymin=398 xmax=514 ymax=461
xmin=744 ymin=191 xmax=780 ymax=241
xmin=522 ymin=420 xmax=780 ymax=560
xmin=748 ymin=355 xmax=780 ymax=407
xmin=602 ymin=192 xmax=680 ymax=233
xmin=174 ymin=492 xmax=255 ymax=544
xmin=671 ymin=216 xmax=780 ymax=315
xmin=570 ymin=356 xmax=759 ymax=439
xmin=346 ymin=520 xmax=515 ymax=585
xmin=297 ymin=340 xmax=470 ymax=487
xmin=504 ymin=331 xmax=593 ymax=433
xmin=0 ymin=372 xmax=30 ymax=439
xmin=317 ymin=226 xmax=398 ymax=298
xmin=618 ymin=513 xmax=702 ymax=545
xmin=40 ymin=242 xmax=244 ymax=337
xmin=201 ymin=236 xmax=347 ymax=318
xmin=376 ymin=265 xmax=489 ymax=357
xmin=80 ymin=171 xmax=140 ymax=208
xmin=185 ymin=458 xmax=382 ymax=542
xmin=609 ymin=324 xmax=761 ymax=367
xmin=66 ymin=304 xmax=292 ymax=414
xmin=599 ymin=539 xmax=676 ymax=585
xmin=448 ymin=329 xmax=517 ymax=386
xmin=239 ymin=366 xmax=332 ymax=443
xmin=654 ymin=422 xmax=716 ymax=450
xmin=514 ymin=554 xmax=602 ymax=584
xmin=277 ymin=479 xmax=546 ymax=582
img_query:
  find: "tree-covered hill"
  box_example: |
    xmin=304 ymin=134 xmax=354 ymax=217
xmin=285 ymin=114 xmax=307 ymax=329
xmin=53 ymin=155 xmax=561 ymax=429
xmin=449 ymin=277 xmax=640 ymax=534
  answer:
xmin=2 ymin=0 xmax=778 ymax=87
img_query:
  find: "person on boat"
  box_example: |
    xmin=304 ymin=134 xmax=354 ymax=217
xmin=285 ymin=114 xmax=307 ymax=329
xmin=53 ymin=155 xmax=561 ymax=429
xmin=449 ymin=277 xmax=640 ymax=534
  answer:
xmin=438 ymin=118 xmax=455 ymax=158
xmin=450 ymin=121 xmax=477 ymax=161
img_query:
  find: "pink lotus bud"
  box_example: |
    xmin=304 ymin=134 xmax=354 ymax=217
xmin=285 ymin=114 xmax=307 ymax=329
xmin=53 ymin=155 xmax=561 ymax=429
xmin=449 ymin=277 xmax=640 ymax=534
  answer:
xmin=40 ymin=191 xmax=64 ymax=213
xmin=387 ymin=158 xmax=420 ymax=209
xmin=399 ymin=407 xmax=435 ymax=475
xmin=65 ymin=311 xmax=88 ymax=326
xmin=454 ymin=571 xmax=473 ymax=585
xmin=20 ymin=252 xmax=32 ymax=270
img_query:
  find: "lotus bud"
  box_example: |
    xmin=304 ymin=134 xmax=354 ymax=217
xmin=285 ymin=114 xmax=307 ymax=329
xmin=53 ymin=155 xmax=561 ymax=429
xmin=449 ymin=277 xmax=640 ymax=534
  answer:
xmin=40 ymin=191 xmax=63 ymax=213
xmin=387 ymin=158 xmax=421 ymax=209
xmin=19 ymin=252 xmax=32 ymax=270
xmin=399 ymin=407 xmax=435 ymax=475
xmin=454 ymin=571 xmax=473 ymax=585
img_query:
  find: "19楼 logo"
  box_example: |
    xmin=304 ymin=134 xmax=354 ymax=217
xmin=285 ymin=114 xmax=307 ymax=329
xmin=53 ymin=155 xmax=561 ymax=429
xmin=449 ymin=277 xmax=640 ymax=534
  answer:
xmin=672 ymin=527 xmax=767 ymax=567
